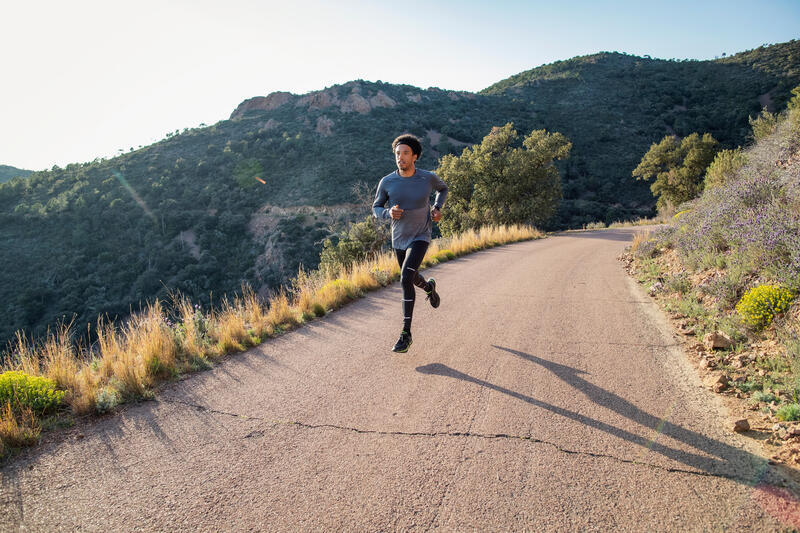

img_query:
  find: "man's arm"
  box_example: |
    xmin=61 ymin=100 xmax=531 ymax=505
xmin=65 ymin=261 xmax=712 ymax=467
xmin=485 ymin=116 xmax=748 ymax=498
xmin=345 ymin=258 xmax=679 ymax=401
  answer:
xmin=431 ymin=172 xmax=448 ymax=222
xmin=372 ymin=180 xmax=391 ymax=219
xmin=431 ymin=172 xmax=448 ymax=211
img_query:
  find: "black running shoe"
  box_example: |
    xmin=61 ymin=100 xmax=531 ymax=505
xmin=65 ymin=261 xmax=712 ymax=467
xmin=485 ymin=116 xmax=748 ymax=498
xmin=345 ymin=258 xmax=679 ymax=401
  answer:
xmin=392 ymin=331 xmax=412 ymax=353
xmin=425 ymin=278 xmax=440 ymax=309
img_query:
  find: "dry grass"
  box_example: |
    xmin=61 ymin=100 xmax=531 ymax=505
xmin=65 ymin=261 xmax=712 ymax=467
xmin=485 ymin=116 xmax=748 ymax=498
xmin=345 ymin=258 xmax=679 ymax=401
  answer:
xmin=630 ymin=229 xmax=653 ymax=254
xmin=0 ymin=403 xmax=40 ymax=448
xmin=0 ymin=223 xmax=543 ymax=453
xmin=210 ymin=298 xmax=250 ymax=355
xmin=608 ymin=215 xmax=667 ymax=228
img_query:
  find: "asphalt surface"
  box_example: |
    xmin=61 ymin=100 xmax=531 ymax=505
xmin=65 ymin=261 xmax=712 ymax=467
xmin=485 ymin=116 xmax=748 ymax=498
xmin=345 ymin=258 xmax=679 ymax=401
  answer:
xmin=2 ymin=228 xmax=798 ymax=531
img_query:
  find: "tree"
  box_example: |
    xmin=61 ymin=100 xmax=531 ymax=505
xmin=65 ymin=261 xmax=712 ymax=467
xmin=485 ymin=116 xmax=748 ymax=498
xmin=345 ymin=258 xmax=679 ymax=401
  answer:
xmin=318 ymin=217 xmax=390 ymax=275
xmin=704 ymin=148 xmax=747 ymax=189
xmin=632 ymin=132 xmax=719 ymax=212
xmin=435 ymin=123 xmax=571 ymax=236
xmin=749 ymin=109 xmax=778 ymax=141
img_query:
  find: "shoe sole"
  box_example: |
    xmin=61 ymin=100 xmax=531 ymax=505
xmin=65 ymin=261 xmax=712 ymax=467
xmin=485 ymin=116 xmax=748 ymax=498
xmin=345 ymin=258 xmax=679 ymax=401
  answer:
xmin=427 ymin=278 xmax=440 ymax=309
xmin=392 ymin=339 xmax=412 ymax=353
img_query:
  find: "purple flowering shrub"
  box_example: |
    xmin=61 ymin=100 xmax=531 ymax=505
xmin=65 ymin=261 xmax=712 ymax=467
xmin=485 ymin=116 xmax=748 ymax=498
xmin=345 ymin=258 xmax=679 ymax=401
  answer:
xmin=640 ymin=114 xmax=800 ymax=312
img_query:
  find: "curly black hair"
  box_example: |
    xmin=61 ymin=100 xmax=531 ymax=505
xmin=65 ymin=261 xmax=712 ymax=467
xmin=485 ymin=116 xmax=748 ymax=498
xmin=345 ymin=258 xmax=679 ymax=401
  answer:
xmin=391 ymin=134 xmax=422 ymax=158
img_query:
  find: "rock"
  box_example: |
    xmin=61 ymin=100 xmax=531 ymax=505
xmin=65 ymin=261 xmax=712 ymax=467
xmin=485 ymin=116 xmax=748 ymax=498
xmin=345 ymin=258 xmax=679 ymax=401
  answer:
xmin=704 ymin=331 xmax=733 ymax=350
xmin=699 ymin=358 xmax=710 ymax=369
xmin=712 ymin=374 xmax=730 ymax=393
xmin=340 ymin=93 xmax=372 ymax=114
xmin=773 ymin=423 xmax=784 ymax=431
xmin=733 ymin=419 xmax=750 ymax=433
xmin=315 ymin=116 xmax=334 ymax=136
xmin=230 ymin=91 xmax=293 ymax=119
xmin=369 ymin=90 xmax=397 ymax=109
xmin=789 ymin=427 xmax=800 ymax=437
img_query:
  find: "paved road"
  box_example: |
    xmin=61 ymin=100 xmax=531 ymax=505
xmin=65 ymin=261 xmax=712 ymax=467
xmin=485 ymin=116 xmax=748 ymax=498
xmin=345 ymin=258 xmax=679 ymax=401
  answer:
xmin=2 ymin=229 xmax=797 ymax=531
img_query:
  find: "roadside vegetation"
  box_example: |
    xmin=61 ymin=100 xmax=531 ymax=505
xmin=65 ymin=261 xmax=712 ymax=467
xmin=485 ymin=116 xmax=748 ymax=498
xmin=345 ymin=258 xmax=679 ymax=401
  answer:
xmin=626 ymin=85 xmax=800 ymax=463
xmin=0 ymin=223 xmax=541 ymax=457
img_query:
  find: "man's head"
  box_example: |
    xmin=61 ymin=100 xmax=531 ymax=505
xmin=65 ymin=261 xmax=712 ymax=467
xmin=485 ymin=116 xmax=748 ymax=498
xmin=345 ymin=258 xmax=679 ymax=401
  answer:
xmin=392 ymin=134 xmax=422 ymax=174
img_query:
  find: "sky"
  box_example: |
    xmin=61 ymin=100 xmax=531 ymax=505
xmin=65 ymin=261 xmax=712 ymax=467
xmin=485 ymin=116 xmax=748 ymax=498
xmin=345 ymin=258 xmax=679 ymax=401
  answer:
xmin=2 ymin=0 xmax=799 ymax=171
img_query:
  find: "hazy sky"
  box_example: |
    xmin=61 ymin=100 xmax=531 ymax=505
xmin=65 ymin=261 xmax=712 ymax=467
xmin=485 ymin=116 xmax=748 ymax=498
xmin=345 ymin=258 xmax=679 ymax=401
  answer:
xmin=2 ymin=0 xmax=799 ymax=170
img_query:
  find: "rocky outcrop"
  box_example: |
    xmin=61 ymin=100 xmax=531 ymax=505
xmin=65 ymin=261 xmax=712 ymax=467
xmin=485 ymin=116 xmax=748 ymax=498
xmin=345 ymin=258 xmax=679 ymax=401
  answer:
xmin=369 ymin=91 xmax=396 ymax=109
xmin=316 ymin=116 xmax=334 ymax=136
xmin=230 ymin=92 xmax=294 ymax=119
xmin=233 ymin=82 xmax=401 ymax=119
xmin=297 ymin=90 xmax=338 ymax=111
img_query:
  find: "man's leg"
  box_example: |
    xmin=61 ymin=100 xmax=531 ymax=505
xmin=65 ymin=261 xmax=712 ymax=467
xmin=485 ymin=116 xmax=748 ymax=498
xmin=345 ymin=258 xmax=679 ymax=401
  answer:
xmin=391 ymin=241 xmax=429 ymax=352
xmin=399 ymin=241 xmax=430 ymax=333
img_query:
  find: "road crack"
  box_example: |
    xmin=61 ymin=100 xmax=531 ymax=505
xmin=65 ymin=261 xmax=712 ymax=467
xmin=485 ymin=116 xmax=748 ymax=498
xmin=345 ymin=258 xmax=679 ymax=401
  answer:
xmin=162 ymin=398 xmax=749 ymax=483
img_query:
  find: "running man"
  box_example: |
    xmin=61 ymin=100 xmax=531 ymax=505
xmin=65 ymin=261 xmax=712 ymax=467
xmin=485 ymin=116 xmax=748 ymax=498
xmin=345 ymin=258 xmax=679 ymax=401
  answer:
xmin=372 ymin=134 xmax=448 ymax=353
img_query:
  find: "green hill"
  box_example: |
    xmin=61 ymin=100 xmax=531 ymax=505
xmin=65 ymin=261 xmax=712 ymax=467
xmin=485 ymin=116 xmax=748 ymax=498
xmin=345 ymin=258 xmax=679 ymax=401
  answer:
xmin=482 ymin=40 xmax=800 ymax=223
xmin=1 ymin=40 xmax=799 ymax=349
xmin=0 ymin=165 xmax=32 ymax=183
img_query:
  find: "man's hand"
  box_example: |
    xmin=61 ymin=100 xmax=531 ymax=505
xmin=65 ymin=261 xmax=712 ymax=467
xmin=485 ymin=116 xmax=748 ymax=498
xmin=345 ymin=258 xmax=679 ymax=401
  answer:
xmin=431 ymin=207 xmax=442 ymax=222
xmin=390 ymin=204 xmax=404 ymax=220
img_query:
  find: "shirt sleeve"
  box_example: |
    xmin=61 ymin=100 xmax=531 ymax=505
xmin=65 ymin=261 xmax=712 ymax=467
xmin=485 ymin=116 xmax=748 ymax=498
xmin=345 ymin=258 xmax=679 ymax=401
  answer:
xmin=431 ymin=172 xmax=448 ymax=210
xmin=372 ymin=178 xmax=390 ymax=220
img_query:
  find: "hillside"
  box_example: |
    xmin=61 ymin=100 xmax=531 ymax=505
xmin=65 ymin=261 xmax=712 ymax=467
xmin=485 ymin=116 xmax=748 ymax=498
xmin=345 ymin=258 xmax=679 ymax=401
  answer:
xmin=0 ymin=165 xmax=31 ymax=183
xmin=1 ymin=40 xmax=799 ymax=349
xmin=482 ymin=41 xmax=800 ymax=222
xmin=627 ymin=84 xmax=800 ymax=464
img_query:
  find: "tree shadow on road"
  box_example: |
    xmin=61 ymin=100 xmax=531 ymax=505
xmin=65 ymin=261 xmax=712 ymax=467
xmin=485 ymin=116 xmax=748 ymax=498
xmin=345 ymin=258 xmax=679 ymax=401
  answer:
xmin=416 ymin=346 xmax=775 ymax=486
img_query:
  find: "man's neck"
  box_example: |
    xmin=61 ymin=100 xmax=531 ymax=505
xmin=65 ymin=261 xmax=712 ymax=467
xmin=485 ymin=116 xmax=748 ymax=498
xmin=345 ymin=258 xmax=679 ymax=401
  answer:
xmin=397 ymin=165 xmax=416 ymax=177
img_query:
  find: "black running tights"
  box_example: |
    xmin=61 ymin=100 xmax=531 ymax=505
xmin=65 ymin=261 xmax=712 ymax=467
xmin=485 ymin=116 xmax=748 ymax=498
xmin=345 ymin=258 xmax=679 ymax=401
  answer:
xmin=395 ymin=240 xmax=430 ymax=333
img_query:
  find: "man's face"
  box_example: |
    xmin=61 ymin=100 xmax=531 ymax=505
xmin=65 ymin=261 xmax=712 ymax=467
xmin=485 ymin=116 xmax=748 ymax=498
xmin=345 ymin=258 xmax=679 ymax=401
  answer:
xmin=395 ymin=144 xmax=417 ymax=172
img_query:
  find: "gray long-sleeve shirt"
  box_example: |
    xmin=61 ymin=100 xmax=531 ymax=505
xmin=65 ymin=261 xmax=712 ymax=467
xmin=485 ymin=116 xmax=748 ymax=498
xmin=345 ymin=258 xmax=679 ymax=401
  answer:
xmin=372 ymin=169 xmax=448 ymax=250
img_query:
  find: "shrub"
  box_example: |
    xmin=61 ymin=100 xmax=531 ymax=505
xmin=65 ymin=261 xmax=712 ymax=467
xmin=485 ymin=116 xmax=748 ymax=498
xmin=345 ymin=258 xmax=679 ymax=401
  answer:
xmin=0 ymin=403 xmax=40 ymax=448
xmin=433 ymin=249 xmax=456 ymax=262
xmin=751 ymin=391 xmax=776 ymax=404
xmin=704 ymin=148 xmax=747 ymax=189
xmin=749 ymin=109 xmax=779 ymax=141
xmin=736 ymin=285 xmax=797 ymax=330
xmin=0 ymin=371 xmax=65 ymax=415
xmin=776 ymin=403 xmax=800 ymax=422
xmin=95 ymin=385 xmax=122 ymax=414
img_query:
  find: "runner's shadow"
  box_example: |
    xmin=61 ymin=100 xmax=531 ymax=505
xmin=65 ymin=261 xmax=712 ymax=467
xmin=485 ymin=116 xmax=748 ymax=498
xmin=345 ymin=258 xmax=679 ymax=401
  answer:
xmin=416 ymin=356 xmax=767 ymax=483
xmin=492 ymin=345 xmax=744 ymax=462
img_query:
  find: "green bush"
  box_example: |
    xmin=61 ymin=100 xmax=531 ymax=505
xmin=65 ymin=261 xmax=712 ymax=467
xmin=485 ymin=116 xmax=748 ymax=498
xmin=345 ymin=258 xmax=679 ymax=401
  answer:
xmin=0 ymin=371 xmax=65 ymax=415
xmin=433 ymin=249 xmax=456 ymax=262
xmin=95 ymin=386 xmax=122 ymax=414
xmin=735 ymin=285 xmax=797 ymax=330
xmin=776 ymin=403 xmax=800 ymax=421
xmin=704 ymin=148 xmax=747 ymax=189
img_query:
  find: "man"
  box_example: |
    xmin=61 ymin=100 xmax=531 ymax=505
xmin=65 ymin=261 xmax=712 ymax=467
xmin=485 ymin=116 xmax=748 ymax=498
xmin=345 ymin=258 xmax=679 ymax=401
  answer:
xmin=372 ymin=134 xmax=448 ymax=353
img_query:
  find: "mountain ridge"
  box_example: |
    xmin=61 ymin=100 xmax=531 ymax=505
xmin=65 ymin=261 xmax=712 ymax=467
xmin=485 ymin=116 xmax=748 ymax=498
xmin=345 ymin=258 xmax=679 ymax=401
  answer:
xmin=0 ymin=165 xmax=32 ymax=183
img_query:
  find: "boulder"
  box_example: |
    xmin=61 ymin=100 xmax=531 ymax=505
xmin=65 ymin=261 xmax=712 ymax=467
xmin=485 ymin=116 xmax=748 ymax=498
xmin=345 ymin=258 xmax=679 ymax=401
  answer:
xmin=704 ymin=331 xmax=733 ymax=351
xmin=733 ymin=419 xmax=750 ymax=433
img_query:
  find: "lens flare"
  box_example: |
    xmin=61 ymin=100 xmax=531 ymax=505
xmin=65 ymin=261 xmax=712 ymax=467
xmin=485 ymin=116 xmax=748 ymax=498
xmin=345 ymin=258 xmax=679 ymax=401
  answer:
xmin=112 ymin=171 xmax=157 ymax=224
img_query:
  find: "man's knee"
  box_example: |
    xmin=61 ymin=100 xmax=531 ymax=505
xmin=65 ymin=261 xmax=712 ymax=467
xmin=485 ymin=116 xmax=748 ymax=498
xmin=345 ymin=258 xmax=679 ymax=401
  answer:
xmin=401 ymin=268 xmax=415 ymax=288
